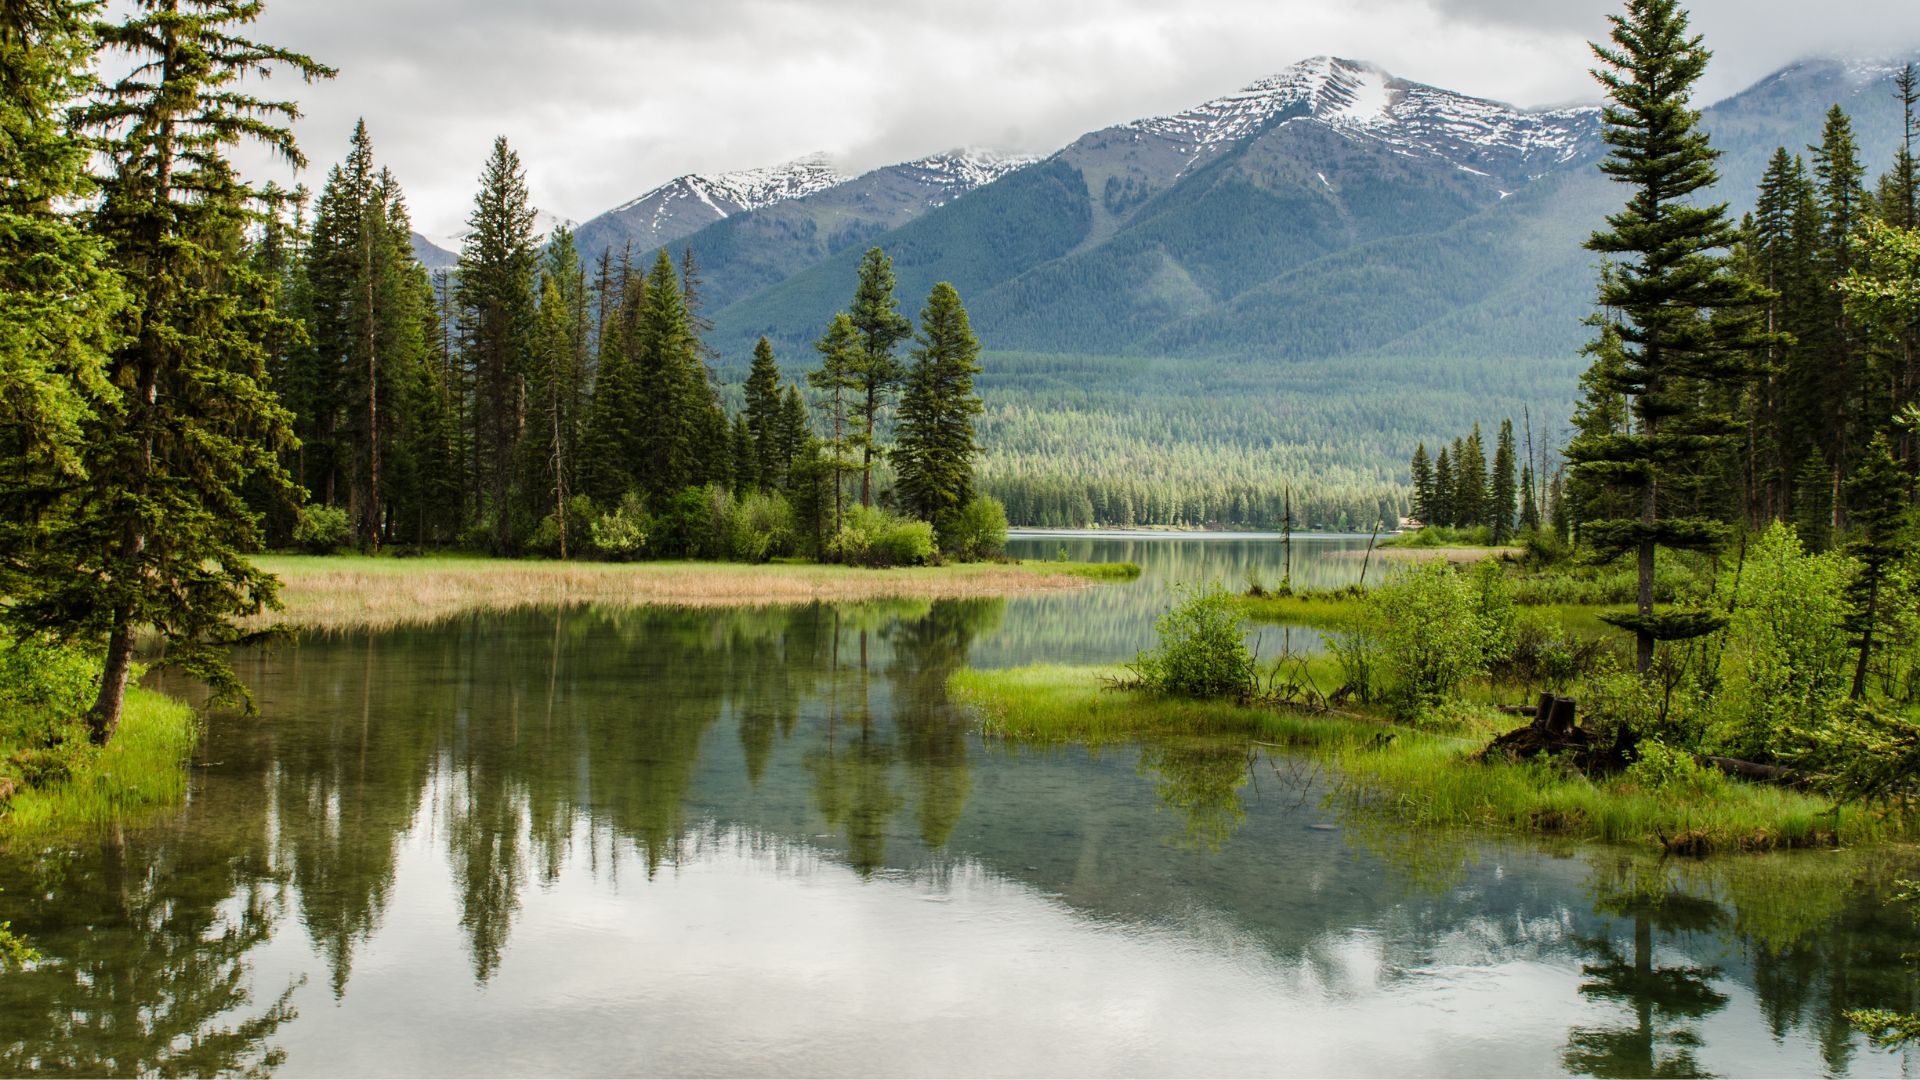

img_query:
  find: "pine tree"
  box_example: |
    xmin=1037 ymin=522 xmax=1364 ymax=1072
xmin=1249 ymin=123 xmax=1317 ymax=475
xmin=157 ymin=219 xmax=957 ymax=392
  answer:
xmin=808 ymin=313 xmax=863 ymax=533
xmin=1809 ymin=106 xmax=1870 ymax=502
xmin=580 ymin=259 xmax=644 ymax=504
xmin=894 ymin=282 xmax=984 ymax=527
xmin=1489 ymin=419 xmax=1518 ymax=541
xmin=776 ymin=383 xmax=811 ymax=490
xmin=455 ymin=136 xmax=538 ymax=554
xmin=0 ymin=0 xmax=123 ymax=592
xmin=743 ymin=336 xmax=783 ymax=489
xmin=632 ymin=248 xmax=707 ymax=500
xmin=1456 ymin=426 xmax=1487 ymax=529
xmin=848 ymin=248 xmax=913 ymax=507
xmin=1845 ymin=433 xmax=1911 ymax=698
xmin=1568 ymin=0 xmax=1766 ymax=674
xmin=1433 ymin=447 xmax=1454 ymax=528
xmin=1409 ymin=443 xmax=1435 ymax=525
xmin=530 ymin=277 xmax=574 ymax=555
xmin=37 ymin=0 xmax=332 ymax=742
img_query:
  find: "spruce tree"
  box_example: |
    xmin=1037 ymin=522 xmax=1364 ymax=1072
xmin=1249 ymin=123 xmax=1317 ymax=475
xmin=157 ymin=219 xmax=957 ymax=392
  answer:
xmin=1409 ymin=443 xmax=1435 ymax=525
xmin=1845 ymin=433 xmax=1911 ymax=699
xmin=1490 ymin=419 xmax=1518 ymax=542
xmin=1809 ymin=106 xmax=1870 ymax=499
xmin=848 ymin=248 xmax=913 ymax=507
xmin=808 ymin=313 xmax=864 ymax=533
xmin=632 ymin=248 xmax=706 ymax=500
xmin=40 ymin=0 xmax=332 ymax=742
xmin=455 ymin=136 xmax=538 ymax=554
xmin=1455 ymin=427 xmax=1487 ymax=529
xmin=1433 ymin=447 xmax=1454 ymax=528
xmin=894 ymin=282 xmax=984 ymax=528
xmin=1568 ymin=0 xmax=1766 ymax=674
xmin=743 ymin=336 xmax=783 ymax=489
xmin=776 ymin=384 xmax=811 ymax=490
xmin=0 ymin=0 xmax=123 ymax=592
xmin=530 ymin=277 xmax=574 ymax=555
xmin=580 ymin=262 xmax=644 ymax=504
xmin=729 ymin=413 xmax=754 ymax=496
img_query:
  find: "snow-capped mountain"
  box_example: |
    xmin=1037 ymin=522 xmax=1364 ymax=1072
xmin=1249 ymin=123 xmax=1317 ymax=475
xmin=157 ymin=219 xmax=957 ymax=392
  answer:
xmin=574 ymin=154 xmax=844 ymax=264
xmin=891 ymin=147 xmax=1043 ymax=206
xmin=1119 ymin=56 xmax=1599 ymax=187
xmin=411 ymin=208 xmax=579 ymax=272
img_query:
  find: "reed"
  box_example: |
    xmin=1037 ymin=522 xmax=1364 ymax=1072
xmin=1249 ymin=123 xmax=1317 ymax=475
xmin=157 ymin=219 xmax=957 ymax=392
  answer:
xmin=255 ymin=555 xmax=1117 ymax=631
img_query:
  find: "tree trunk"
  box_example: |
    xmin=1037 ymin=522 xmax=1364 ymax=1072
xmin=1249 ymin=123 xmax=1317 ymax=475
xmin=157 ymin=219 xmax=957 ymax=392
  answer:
xmin=87 ymin=610 xmax=137 ymax=746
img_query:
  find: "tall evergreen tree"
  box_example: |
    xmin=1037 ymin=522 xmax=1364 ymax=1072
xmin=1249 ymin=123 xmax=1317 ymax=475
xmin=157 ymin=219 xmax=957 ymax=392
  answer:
xmin=809 ymin=313 xmax=863 ymax=533
xmin=1455 ymin=426 xmax=1487 ymax=529
xmin=632 ymin=248 xmax=707 ymax=500
xmin=580 ymin=258 xmax=643 ymax=504
xmin=1568 ymin=0 xmax=1765 ymax=674
xmin=530 ymin=277 xmax=574 ymax=555
xmin=1489 ymin=418 xmax=1518 ymax=542
xmin=1432 ymin=447 xmax=1454 ymax=528
xmin=743 ymin=336 xmax=783 ymax=489
xmin=894 ymin=283 xmax=984 ymax=528
xmin=848 ymin=248 xmax=912 ymax=507
xmin=1409 ymin=443 xmax=1435 ymax=524
xmin=1809 ymin=106 xmax=1870 ymax=500
xmin=455 ymin=136 xmax=538 ymax=554
xmin=0 ymin=0 xmax=123 ymax=593
xmin=1844 ymin=433 xmax=1911 ymax=699
xmin=37 ymin=0 xmax=332 ymax=742
xmin=776 ymin=383 xmax=811 ymax=490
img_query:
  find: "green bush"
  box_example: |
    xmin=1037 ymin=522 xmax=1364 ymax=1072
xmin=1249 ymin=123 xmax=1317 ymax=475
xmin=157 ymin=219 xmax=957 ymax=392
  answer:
xmin=291 ymin=504 xmax=352 ymax=554
xmin=1364 ymin=561 xmax=1491 ymax=716
xmin=1711 ymin=522 xmax=1853 ymax=760
xmin=723 ymin=490 xmax=797 ymax=564
xmin=1624 ymin=738 xmax=1726 ymax=796
xmin=0 ymin=636 xmax=99 ymax=750
xmin=942 ymin=495 xmax=1009 ymax=561
xmin=589 ymin=492 xmax=651 ymax=561
xmin=1129 ymin=583 xmax=1256 ymax=700
xmin=829 ymin=506 xmax=936 ymax=567
xmin=528 ymin=495 xmax=597 ymax=558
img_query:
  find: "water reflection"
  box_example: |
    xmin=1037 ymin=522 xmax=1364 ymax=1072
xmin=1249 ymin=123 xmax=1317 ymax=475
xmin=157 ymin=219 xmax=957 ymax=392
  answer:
xmin=0 ymin=581 xmax=1914 ymax=1075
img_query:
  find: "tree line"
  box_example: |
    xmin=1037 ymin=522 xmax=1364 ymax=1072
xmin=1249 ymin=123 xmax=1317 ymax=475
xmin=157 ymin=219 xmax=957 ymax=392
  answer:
xmin=0 ymin=0 xmax=996 ymax=747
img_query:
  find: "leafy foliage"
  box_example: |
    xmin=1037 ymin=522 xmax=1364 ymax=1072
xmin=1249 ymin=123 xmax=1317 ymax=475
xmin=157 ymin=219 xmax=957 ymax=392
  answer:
xmin=1128 ymin=583 xmax=1257 ymax=700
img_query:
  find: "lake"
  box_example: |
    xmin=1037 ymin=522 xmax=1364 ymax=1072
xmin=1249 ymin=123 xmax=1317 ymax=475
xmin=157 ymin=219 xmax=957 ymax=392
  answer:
xmin=0 ymin=534 xmax=1914 ymax=1077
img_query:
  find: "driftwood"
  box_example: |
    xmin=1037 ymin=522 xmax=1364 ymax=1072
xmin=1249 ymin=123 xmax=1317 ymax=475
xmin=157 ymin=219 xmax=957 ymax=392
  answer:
xmin=1480 ymin=693 xmax=1595 ymax=763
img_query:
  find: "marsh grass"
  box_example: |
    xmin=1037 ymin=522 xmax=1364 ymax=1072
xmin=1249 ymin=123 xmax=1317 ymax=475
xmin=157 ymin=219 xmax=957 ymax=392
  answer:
xmin=948 ymin=664 xmax=1906 ymax=853
xmin=256 ymin=554 xmax=1121 ymax=631
xmin=1 ymin=689 xmax=199 ymax=839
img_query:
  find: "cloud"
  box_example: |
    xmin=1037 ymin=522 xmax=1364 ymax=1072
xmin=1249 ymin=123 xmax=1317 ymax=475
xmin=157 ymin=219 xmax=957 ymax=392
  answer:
xmin=226 ymin=0 xmax=1920 ymax=237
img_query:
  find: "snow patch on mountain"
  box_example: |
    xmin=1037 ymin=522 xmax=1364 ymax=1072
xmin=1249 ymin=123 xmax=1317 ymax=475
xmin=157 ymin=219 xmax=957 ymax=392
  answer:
xmin=1125 ymin=56 xmax=1601 ymax=180
xmin=614 ymin=153 xmax=846 ymax=226
xmin=895 ymin=147 xmax=1042 ymax=205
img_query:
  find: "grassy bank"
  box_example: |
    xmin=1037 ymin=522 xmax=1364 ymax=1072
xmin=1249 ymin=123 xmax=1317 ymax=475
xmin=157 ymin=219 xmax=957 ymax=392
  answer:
xmin=1236 ymin=585 xmax=1617 ymax=639
xmin=256 ymin=554 xmax=1134 ymax=630
xmin=949 ymin=665 xmax=1906 ymax=854
xmin=1 ymin=688 xmax=199 ymax=840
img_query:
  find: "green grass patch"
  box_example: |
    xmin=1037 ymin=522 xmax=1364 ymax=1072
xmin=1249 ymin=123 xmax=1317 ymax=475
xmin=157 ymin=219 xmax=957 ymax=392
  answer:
xmin=1037 ymin=560 xmax=1143 ymax=581
xmin=947 ymin=663 xmax=1908 ymax=854
xmin=1 ymin=688 xmax=200 ymax=840
xmin=1236 ymin=588 xmax=1368 ymax=631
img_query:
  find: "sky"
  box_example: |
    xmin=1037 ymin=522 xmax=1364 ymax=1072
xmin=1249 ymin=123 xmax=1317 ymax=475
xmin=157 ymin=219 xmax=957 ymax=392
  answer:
xmin=234 ymin=0 xmax=1920 ymax=239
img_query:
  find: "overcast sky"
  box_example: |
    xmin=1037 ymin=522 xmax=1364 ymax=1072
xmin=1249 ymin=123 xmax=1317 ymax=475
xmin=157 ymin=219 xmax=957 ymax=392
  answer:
xmin=236 ymin=0 xmax=1920 ymax=239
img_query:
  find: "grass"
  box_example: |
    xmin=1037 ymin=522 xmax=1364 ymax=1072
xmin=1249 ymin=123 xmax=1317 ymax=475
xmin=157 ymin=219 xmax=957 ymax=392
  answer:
xmin=255 ymin=553 xmax=1130 ymax=630
xmin=0 ymin=688 xmax=200 ymax=840
xmin=948 ymin=664 xmax=1911 ymax=854
xmin=1235 ymin=588 xmax=1369 ymax=631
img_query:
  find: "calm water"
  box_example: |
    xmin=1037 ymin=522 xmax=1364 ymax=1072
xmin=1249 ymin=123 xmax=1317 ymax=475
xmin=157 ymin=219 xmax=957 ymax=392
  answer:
xmin=0 ymin=535 xmax=1915 ymax=1077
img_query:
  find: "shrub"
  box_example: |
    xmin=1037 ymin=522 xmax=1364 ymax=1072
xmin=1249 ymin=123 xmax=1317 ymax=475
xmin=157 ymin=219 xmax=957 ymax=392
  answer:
xmin=0 ymin=636 xmax=99 ymax=749
xmin=648 ymin=487 xmax=716 ymax=558
xmin=292 ymin=504 xmax=352 ymax=554
xmin=528 ymin=495 xmax=597 ymax=558
xmin=724 ymin=490 xmax=797 ymax=564
xmin=1129 ymin=583 xmax=1256 ymax=700
xmin=828 ymin=505 xmax=935 ymax=567
xmin=1710 ymin=523 xmax=1853 ymax=760
xmin=1364 ymin=561 xmax=1490 ymax=716
xmin=1624 ymin=738 xmax=1726 ymax=796
xmin=589 ymin=492 xmax=650 ymax=561
xmin=942 ymin=495 xmax=1009 ymax=561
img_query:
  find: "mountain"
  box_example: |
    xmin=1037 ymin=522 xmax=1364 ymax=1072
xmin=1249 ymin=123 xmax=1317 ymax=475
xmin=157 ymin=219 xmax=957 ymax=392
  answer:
xmin=660 ymin=147 xmax=1041 ymax=314
xmin=410 ymin=232 xmax=458 ymax=271
xmin=707 ymin=56 xmax=1605 ymax=367
xmin=571 ymin=154 xmax=846 ymax=268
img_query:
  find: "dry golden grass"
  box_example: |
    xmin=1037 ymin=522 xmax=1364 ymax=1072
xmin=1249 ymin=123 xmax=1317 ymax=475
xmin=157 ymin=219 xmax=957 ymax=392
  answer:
xmin=254 ymin=555 xmax=1101 ymax=631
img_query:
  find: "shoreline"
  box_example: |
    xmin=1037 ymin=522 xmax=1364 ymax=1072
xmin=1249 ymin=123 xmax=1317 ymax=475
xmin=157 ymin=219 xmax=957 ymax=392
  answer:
xmin=255 ymin=554 xmax=1131 ymax=631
